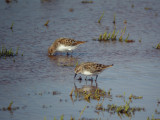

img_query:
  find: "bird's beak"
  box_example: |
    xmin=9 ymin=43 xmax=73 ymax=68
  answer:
xmin=74 ymin=73 xmax=77 ymax=79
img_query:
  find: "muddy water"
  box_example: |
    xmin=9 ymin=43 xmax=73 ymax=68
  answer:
xmin=0 ymin=0 xmax=160 ymax=120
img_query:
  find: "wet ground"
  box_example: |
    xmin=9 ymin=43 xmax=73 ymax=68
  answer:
xmin=0 ymin=0 xmax=160 ymax=120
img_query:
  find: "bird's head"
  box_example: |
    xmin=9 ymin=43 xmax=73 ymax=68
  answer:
xmin=74 ymin=64 xmax=82 ymax=79
xmin=75 ymin=65 xmax=82 ymax=74
xmin=48 ymin=46 xmax=55 ymax=55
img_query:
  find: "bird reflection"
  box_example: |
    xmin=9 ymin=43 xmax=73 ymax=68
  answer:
xmin=74 ymin=80 xmax=98 ymax=93
xmin=48 ymin=55 xmax=78 ymax=67
xmin=70 ymin=81 xmax=111 ymax=103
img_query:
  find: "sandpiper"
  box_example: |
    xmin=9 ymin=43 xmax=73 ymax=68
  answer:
xmin=74 ymin=62 xmax=113 ymax=81
xmin=48 ymin=37 xmax=86 ymax=55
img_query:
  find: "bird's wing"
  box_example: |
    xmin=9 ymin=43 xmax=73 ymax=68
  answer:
xmin=58 ymin=38 xmax=86 ymax=46
xmin=58 ymin=38 xmax=76 ymax=46
xmin=82 ymin=63 xmax=100 ymax=73
xmin=83 ymin=62 xmax=112 ymax=73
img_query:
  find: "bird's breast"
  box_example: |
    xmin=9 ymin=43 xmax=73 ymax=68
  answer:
xmin=82 ymin=70 xmax=93 ymax=76
xmin=57 ymin=45 xmax=76 ymax=51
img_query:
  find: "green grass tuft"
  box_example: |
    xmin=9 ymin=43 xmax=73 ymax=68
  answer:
xmin=81 ymin=1 xmax=93 ymax=3
xmin=10 ymin=22 xmax=14 ymax=29
xmin=113 ymin=14 xmax=116 ymax=24
xmin=44 ymin=20 xmax=49 ymax=26
xmin=156 ymin=43 xmax=160 ymax=49
xmin=79 ymin=106 xmax=86 ymax=119
xmin=0 ymin=45 xmax=22 ymax=59
xmin=98 ymin=12 xmax=104 ymax=23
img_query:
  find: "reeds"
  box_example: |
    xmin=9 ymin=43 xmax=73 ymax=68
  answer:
xmin=156 ymin=42 xmax=160 ymax=49
xmin=95 ymin=92 xmax=145 ymax=119
xmin=98 ymin=30 xmax=119 ymax=41
xmin=44 ymin=20 xmax=49 ymax=26
xmin=0 ymin=46 xmax=22 ymax=62
xmin=79 ymin=106 xmax=86 ymax=119
xmin=96 ymin=100 xmax=145 ymax=118
xmin=0 ymin=46 xmax=15 ymax=57
xmin=119 ymin=26 xmax=126 ymax=42
xmin=81 ymin=1 xmax=93 ymax=3
xmin=0 ymin=45 xmax=19 ymax=58
xmin=113 ymin=14 xmax=116 ymax=24
xmin=7 ymin=101 xmax=13 ymax=110
xmin=98 ymin=25 xmax=135 ymax=43
xmin=98 ymin=12 xmax=104 ymax=23
xmin=10 ymin=22 xmax=14 ymax=30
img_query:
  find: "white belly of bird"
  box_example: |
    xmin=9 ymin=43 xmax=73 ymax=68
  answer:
xmin=83 ymin=70 xmax=93 ymax=76
xmin=57 ymin=45 xmax=76 ymax=51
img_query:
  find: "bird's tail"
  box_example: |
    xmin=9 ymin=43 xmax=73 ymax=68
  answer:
xmin=74 ymin=41 xmax=87 ymax=45
xmin=105 ymin=64 xmax=114 ymax=68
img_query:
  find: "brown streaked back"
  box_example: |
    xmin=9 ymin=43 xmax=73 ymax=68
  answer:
xmin=82 ymin=62 xmax=113 ymax=73
xmin=72 ymin=41 xmax=86 ymax=46
xmin=58 ymin=38 xmax=86 ymax=46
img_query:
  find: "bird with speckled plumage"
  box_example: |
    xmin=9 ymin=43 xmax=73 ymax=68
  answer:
xmin=74 ymin=62 xmax=113 ymax=81
xmin=48 ymin=37 xmax=86 ymax=55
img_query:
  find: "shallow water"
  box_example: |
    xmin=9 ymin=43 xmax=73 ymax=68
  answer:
xmin=0 ymin=0 xmax=160 ymax=120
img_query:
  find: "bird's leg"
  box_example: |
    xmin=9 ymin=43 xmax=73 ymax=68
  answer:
xmin=74 ymin=73 xmax=77 ymax=79
xmin=95 ymin=75 xmax=98 ymax=81
xmin=84 ymin=76 xmax=87 ymax=85
xmin=71 ymin=50 xmax=73 ymax=57
xmin=67 ymin=52 xmax=69 ymax=56
xmin=95 ymin=81 xmax=98 ymax=88
xmin=85 ymin=81 xmax=87 ymax=85
xmin=91 ymin=80 xmax=93 ymax=86
xmin=74 ymin=82 xmax=77 ymax=90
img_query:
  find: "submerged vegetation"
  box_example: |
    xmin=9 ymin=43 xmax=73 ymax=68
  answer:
xmin=96 ymin=93 xmax=145 ymax=119
xmin=10 ymin=22 xmax=14 ymax=30
xmin=147 ymin=115 xmax=160 ymax=120
xmin=147 ymin=99 xmax=160 ymax=120
xmin=97 ymin=12 xmax=135 ymax=43
xmin=156 ymin=43 xmax=160 ymax=49
xmin=0 ymin=101 xmax=18 ymax=111
xmin=44 ymin=20 xmax=49 ymax=26
xmin=69 ymin=86 xmax=147 ymax=119
xmin=0 ymin=101 xmax=27 ymax=112
xmin=0 ymin=45 xmax=19 ymax=58
xmin=27 ymin=90 xmax=61 ymax=96
xmin=79 ymin=106 xmax=86 ymax=119
xmin=98 ymin=25 xmax=135 ymax=43
xmin=129 ymin=94 xmax=143 ymax=100
xmin=70 ymin=85 xmax=112 ymax=102
xmin=96 ymin=101 xmax=145 ymax=118
xmin=98 ymin=12 xmax=104 ymax=23
xmin=144 ymin=7 xmax=152 ymax=10
xmin=113 ymin=14 xmax=116 ymax=24
xmin=81 ymin=1 xmax=93 ymax=3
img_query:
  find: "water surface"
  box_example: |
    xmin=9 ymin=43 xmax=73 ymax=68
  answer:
xmin=0 ymin=0 xmax=160 ymax=120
